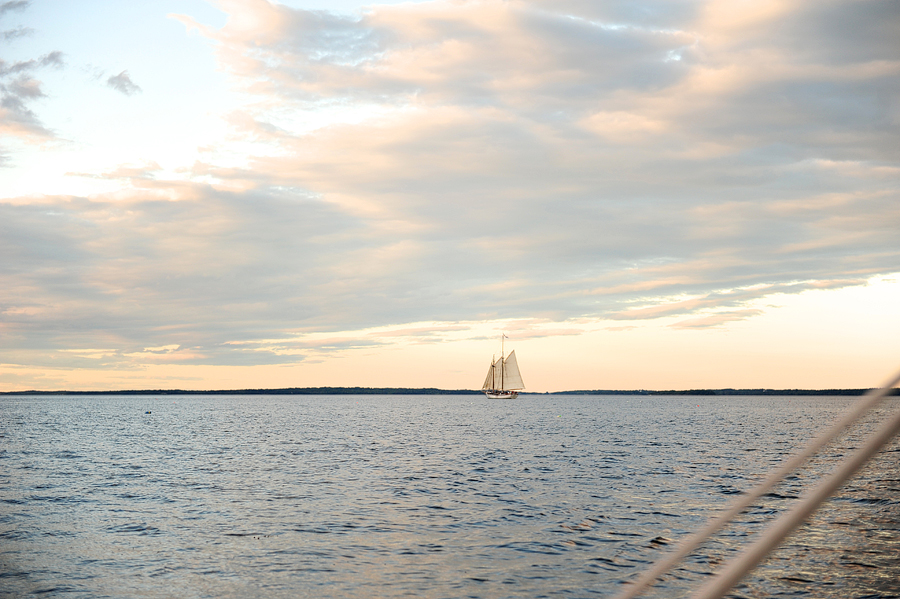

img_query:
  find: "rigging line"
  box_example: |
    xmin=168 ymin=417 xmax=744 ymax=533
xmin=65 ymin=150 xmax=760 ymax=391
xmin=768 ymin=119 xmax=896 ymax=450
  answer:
xmin=612 ymin=367 xmax=900 ymax=599
xmin=692 ymin=385 xmax=900 ymax=599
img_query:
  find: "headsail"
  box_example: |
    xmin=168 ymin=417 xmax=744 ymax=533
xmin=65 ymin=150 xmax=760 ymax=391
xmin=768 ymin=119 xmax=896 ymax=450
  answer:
xmin=482 ymin=358 xmax=500 ymax=390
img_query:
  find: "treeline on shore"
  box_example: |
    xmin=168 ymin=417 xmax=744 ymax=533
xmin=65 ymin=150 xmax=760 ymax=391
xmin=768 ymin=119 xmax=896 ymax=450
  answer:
xmin=646 ymin=388 xmax=899 ymax=396
xmin=0 ymin=387 xmax=484 ymax=396
xmin=2 ymin=387 xmax=897 ymax=396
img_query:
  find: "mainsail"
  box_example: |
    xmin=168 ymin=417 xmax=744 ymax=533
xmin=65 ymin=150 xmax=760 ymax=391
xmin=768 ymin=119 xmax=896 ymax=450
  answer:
xmin=482 ymin=350 xmax=524 ymax=391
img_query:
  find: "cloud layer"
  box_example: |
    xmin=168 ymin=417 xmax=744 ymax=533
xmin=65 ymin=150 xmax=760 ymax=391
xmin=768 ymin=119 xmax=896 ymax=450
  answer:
xmin=2 ymin=0 xmax=899 ymax=372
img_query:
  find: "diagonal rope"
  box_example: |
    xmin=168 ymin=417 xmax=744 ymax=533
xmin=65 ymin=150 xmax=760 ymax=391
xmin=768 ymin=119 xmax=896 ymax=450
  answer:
xmin=691 ymin=391 xmax=900 ymax=599
xmin=612 ymin=368 xmax=900 ymax=599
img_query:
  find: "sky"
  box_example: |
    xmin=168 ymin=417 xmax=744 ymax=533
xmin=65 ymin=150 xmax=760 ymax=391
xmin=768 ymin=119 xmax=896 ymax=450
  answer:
xmin=1 ymin=0 xmax=898 ymax=392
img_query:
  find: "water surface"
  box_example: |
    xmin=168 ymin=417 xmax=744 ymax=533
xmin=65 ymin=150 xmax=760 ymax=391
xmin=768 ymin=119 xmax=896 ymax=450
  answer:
xmin=1 ymin=394 xmax=898 ymax=598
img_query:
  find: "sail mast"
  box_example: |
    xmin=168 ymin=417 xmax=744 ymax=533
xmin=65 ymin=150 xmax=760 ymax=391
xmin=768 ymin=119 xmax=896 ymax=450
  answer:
xmin=500 ymin=333 xmax=506 ymax=389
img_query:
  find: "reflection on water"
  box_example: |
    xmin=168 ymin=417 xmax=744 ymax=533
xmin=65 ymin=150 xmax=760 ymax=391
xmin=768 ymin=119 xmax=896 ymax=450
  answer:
xmin=1 ymin=394 xmax=898 ymax=598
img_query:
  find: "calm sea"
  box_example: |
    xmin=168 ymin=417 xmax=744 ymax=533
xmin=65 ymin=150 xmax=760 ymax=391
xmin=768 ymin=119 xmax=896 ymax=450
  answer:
xmin=1 ymin=394 xmax=898 ymax=598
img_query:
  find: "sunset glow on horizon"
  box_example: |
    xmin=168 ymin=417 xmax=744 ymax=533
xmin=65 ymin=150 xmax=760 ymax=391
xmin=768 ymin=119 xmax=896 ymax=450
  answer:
xmin=2 ymin=0 xmax=898 ymax=392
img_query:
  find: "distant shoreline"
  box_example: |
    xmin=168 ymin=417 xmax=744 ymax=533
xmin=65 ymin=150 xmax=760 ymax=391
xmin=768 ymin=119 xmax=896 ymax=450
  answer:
xmin=1 ymin=387 xmax=897 ymax=396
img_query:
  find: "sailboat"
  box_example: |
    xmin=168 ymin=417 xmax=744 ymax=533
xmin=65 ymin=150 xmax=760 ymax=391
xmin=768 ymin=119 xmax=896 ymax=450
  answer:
xmin=482 ymin=335 xmax=525 ymax=398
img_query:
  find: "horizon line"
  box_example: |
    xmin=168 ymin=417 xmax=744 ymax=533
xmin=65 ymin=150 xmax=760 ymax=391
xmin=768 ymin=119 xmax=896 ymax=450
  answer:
xmin=2 ymin=386 xmax=898 ymax=396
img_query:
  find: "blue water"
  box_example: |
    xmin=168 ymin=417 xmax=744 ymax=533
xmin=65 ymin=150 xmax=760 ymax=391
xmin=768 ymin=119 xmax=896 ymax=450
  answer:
xmin=1 ymin=394 xmax=898 ymax=598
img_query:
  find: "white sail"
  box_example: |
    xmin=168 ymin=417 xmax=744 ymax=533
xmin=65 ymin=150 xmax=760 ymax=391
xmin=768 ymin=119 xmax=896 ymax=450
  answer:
xmin=501 ymin=350 xmax=524 ymax=390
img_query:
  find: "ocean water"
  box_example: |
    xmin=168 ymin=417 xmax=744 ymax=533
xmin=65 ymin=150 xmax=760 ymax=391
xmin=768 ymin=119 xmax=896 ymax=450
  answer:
xmin=1 ymin=394 xmax=898 ymax=599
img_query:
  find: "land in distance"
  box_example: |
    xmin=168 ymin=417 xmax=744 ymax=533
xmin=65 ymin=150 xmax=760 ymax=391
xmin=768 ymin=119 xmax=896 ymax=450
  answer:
xmin=1 ymin=387 xmax=897 ymax=396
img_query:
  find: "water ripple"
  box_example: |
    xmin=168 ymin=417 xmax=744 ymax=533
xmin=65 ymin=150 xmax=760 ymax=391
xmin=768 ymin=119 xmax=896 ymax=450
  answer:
xmin=1 ymin=394 xmax=898 ymax=598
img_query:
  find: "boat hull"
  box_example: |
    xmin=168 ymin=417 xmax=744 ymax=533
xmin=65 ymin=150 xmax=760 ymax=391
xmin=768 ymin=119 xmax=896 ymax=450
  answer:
xmin=483 ymin=390 xmax=519 ymax=399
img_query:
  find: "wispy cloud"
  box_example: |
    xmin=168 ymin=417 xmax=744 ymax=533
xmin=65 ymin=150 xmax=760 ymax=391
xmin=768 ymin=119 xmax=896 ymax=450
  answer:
xmin=669 ymin=309 xmax=764 ymax=329
xmin=106 ymin=70 xmax=141 ymax=95
xmin=2 ymin=25 xmax=32 ymax=40
xmin=0 ymin=1 xmax=28 ymax=17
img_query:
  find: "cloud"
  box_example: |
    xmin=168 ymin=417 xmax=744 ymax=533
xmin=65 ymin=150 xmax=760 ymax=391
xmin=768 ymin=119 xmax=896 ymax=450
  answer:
xmin=200 ymin=0 xmax=698 ymax=114
xmin=0 ymin=187 xmax=365 ymax=367
xmin=2 ymin=0 xmax=900 ymax=370
xmin=0 ymin=51 xmax=65 ymax=77
xmin=67 ymin=161 xmax=163 ymax=181
xmin=201 ymin=1 xmax=896 ymax=293
xmin=0 ymin=52 xmax=64 ymax=142
xmin=0 ymin=51 xmax=61 ymax=77
xmin=0 ymin=0 xmax=63 ymax=157
xmin=0 ymin=1 xmax=28 ymax=17
xmin=2 ymin=26 xmax=32 ymax=40
xmin=106 ymin=70 xmax=141 ymax=95
xmin=669 ymin=309 xmax=765 ymax=329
